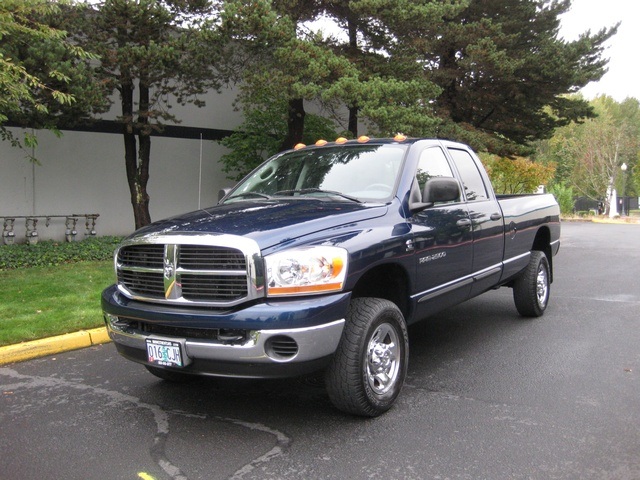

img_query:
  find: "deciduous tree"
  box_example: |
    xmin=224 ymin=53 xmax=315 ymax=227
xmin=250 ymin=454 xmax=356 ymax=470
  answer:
xmin=482 ymin=153 xmax=555 ymax=194
xmin=0 ymin=0 xmax=104 ymax=157
xmin=536 ymin=95 xmax=639 ymax=211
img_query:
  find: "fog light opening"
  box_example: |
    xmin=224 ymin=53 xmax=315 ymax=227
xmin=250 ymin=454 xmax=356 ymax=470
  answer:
xmin=265 ymin=335 xmax=299 ymax=360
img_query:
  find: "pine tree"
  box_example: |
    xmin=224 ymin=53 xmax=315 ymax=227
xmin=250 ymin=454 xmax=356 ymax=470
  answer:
xmin=67 ymin=0 xmax=226 ymax=229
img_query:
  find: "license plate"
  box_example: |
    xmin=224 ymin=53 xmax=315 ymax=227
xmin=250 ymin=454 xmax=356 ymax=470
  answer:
xmin=146 ymin=339 xmax=183 ymax=367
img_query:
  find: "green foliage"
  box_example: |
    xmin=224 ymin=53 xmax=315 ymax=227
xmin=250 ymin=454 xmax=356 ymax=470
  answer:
xmin=535 ymin=95 xmax=640 ymax=204
xmin=416 ymin=0 xmax=618 ymax=154
xmin=0 ymin=0 xmax=104 ymax=155
xmin=221 ymin=0 xmax=617 ymax=169
xmin=324 ymin=76 xmax=442 ymax=137
xmin=0 ymin=236 xmax=122 ymax=270
xmin=220 ymin=98 xmax=339 ymax=181
xmin=481 ymin=153 xmax=555 ymax=194
xmin=547 ymin=183 xmax=575 ymax=216
xmin=61 ymin=0 xmax=229 ymax=229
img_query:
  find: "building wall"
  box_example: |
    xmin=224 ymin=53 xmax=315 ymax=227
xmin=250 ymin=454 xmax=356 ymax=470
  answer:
xmin=1 ymin=89 xmax=243 ymax=242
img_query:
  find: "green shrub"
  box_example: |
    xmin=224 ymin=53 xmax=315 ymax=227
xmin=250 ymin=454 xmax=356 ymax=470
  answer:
xmin=0 ymin=236 xmax=122 ymax=270
xmin=547 ymin=183 xmax=575 ymax=216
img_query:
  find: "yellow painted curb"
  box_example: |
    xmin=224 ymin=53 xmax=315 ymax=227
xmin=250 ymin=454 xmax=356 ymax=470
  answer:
xmin=0 ymin=327 xmax=111 ymax=366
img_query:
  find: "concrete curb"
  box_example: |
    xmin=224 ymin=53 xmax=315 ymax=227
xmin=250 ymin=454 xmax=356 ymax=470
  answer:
xmin=0 ymin=327 xmax=111 ymax=366
xmin=561 ymin=217 xmax=640 ymax=225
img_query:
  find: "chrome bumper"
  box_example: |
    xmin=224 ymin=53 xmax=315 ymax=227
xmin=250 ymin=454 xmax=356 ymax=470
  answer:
xmin=104 ymin=314 xmax=345 ymax=365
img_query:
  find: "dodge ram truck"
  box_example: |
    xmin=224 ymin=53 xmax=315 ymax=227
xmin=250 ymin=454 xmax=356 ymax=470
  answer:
xmin=102 ymin=136 xmax=560 ymax=416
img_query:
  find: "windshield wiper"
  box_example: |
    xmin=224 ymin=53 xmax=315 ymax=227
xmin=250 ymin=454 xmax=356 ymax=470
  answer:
xmin=226 ymin=192 xmax=273 ymax=201
xmin=274 ymin=188 xmax=362 ymax=203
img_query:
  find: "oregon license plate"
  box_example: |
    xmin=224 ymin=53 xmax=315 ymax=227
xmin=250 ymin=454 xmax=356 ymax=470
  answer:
xmin=146 ymin=338 xmax=183 ymax=367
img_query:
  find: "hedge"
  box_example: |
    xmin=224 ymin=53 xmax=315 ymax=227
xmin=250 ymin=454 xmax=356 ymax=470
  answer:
xmin=0 ymin=236 xmax=123 ymax=270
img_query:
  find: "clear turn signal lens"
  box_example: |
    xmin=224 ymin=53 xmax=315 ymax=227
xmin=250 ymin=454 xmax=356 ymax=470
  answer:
xmin=266 ymin=247 xmax=348 ymax=296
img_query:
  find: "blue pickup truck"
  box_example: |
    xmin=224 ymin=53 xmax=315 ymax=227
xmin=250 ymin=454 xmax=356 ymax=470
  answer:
xmin=102 ymin=136 xmax=560 ymax=416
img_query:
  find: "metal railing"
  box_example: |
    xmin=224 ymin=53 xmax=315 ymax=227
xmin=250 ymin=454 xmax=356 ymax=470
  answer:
xmin=1 ymin=214 xmax=99 ymax=245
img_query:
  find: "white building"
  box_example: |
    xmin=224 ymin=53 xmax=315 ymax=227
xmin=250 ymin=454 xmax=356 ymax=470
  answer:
xmin=1 ymin=89 xmax=244 ymax=242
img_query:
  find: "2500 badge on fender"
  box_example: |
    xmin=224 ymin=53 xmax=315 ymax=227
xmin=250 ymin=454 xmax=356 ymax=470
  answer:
xmin=419 ymin=251 xmax=447 ymax=264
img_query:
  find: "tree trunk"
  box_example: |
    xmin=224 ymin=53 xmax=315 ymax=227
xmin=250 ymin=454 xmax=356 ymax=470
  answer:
xmin=121 ymin=79 xmax=152 ymax=230
xmin=348 ymin=104 xmax=359 ymax=138
xmin=279 ymin=98 xmax=305 ymax=152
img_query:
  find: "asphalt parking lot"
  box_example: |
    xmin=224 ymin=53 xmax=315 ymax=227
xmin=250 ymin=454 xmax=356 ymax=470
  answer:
xmin=1 ymin=221 xmax=639 ymax=480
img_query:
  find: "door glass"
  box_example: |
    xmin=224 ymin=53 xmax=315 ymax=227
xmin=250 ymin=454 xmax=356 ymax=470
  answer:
xmin=447 ymin=148 xmax=488 ymax=202
xmin=416 ymin=147 xmax=459 ymax=205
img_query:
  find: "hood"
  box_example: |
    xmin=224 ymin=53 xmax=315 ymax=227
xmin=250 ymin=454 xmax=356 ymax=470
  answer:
xmin=130 ymin=199 xmax=388 ymax=249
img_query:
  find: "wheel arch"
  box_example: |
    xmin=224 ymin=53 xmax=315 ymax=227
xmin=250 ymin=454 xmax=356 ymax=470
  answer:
xmin=350 ymin=263 xmax=412 ymax=320
xmin=531 ymin=226 xmax=553 ymax=283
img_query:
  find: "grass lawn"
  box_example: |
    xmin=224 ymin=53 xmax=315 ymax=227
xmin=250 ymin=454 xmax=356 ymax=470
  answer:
xmin=0 ymin=261 xmax=114 ymax=347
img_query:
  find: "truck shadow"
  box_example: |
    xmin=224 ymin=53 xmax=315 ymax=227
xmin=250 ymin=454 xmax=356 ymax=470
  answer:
xmin=136 ymin=289 xmax=531 ymax=420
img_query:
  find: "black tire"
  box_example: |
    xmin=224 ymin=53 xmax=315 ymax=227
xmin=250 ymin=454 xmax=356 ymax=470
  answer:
xmin=513 ymin=250 xmax=550 ymax=317
xmin=325 ymin=297 xmax=409 ymax=417
xmin=145 ymin=365 xmax=196 ymax=383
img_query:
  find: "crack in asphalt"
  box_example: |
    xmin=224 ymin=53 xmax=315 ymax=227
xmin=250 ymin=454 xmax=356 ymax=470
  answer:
xmin=0 ymin=367 xmax=291 ymax=480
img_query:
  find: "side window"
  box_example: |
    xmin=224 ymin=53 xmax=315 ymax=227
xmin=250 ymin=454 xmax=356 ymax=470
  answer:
xmin=447 ymin=148 xmax=489 ymax=202
xmin=416 ymin=147 xmax=454 ymax=191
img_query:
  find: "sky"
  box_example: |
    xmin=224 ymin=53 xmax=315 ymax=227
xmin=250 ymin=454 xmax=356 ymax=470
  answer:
xmin=559 ymin=0 xmax=640 ymax=101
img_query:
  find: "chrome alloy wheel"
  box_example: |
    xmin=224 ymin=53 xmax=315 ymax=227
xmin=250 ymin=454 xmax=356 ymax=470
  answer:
xmin=366 ymin=322 xmax=401 ymax=395
xmin=536 ymin=263 xmax=549 ymax=307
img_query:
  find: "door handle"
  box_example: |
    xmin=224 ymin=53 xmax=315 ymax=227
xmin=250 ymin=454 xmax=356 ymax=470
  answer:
xmin=456 ymin=218 xmax=472 ymax=227
xmin=490 ymin=213 xmax=502 ymax=221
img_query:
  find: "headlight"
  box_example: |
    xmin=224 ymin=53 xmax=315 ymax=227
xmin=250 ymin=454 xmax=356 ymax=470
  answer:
xmin=265 ymin=247 xmax=348 ymax=296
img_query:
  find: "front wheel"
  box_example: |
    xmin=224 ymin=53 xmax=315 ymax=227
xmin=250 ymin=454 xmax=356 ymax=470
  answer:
xmin=513 ymin=250 xmax=550 ymax=317
xmin=325 ymin=297 xmax=409 ymax=417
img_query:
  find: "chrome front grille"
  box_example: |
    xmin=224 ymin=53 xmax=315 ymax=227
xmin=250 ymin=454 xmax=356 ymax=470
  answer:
xmin=180 ymin=273 xmax=247 ymax=301
xmin=119 ymin=269 xmax=165 ymax=299
xmin=115 ymin=235 xmax=263 ymax=307
xmin=118 ymin=244 xmax=164 ymax=268
xmin=179 ymin=245 xmax=245 ymax=270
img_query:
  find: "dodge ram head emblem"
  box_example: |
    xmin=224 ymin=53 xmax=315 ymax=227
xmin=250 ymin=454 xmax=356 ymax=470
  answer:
xmin=163 ymin=245 xmax=179 ymax=299
xmin=164 ymin=258 xmax=174 ymax=279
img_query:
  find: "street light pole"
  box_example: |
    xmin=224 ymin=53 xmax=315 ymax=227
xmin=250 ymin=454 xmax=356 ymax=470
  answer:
xmin=621 ymin=163 xmax=628 ymax=216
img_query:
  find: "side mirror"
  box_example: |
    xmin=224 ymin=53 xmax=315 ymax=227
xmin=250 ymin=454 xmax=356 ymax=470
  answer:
xmin=423 ymin=177 xmax=460 ymax=204
xmin=409 ymin=177 xmax=460 ymax=213
xmin=218 ymin=188 xmax=232 ymax=203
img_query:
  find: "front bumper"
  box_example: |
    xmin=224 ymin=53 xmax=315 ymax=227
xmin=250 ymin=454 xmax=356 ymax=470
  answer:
xmin=102 ymin=285 xmax=349 ymax=378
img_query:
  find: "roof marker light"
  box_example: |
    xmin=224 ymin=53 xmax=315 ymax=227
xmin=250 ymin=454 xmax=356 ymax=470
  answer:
xmin=357 ymin=135 xmax=370 ymax=143
xmin=294 ymin=143 xmax=306 ymax=150
xmin=394 ymin=133 xmax=407 ymax=142
xmin=315 ymin=139 xmax=328 ymax=146
xmin=335 ymin=137 xmax=348 ymax=144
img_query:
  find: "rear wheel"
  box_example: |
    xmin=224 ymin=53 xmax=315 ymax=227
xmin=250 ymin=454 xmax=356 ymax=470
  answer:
xmin=325 ymin=297 xmax=409 ymax=417
xmin=513 ymin=250 xmax=550 ymax=317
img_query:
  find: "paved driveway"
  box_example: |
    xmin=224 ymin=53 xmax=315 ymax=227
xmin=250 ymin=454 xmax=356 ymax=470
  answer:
xmin=1 ymin=222 xmax=639 ymax=479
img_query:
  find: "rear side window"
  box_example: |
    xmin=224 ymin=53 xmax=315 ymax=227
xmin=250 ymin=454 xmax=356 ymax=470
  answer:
xmin=447 ymin=148 xmax=488 ymax=202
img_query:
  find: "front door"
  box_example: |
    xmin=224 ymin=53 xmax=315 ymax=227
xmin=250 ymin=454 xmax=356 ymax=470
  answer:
xmin=408 ymin=146 xmax=473 ymax=317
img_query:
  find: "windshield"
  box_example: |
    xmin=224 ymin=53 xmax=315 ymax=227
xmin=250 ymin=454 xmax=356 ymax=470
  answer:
xmin=225 ymin=144 xmax=407 ymax=203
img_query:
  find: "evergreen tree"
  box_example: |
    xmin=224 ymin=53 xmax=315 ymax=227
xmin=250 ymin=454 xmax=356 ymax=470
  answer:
xmin=418 ymin=0 xmax=617 ymax=154
xmin=67 ymin=0 xmax=226 ymax=229
xmin=221 ymin=0 xmax=358 ymax=150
